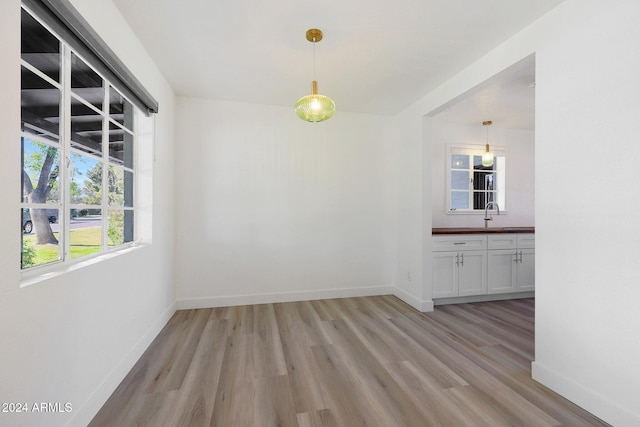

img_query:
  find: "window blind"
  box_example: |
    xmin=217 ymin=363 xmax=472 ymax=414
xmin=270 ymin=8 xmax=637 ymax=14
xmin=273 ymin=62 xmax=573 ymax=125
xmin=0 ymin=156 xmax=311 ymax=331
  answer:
xmin=22 ymin=0 xmax=159 ymax=115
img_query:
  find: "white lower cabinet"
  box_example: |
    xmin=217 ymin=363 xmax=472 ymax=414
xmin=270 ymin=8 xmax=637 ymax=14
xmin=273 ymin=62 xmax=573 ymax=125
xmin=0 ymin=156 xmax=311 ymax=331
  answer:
xmin=458 ymin=251 xmax=487 ymax=296
xmin=516 ymin=248 xmax=535 ymax=291
xmin=433 ymin=233 xmax=534 ymax=300
xmin=432 ymin=235 xmax=487 ymax=298
xmin=487 ymin=234 xmax=535 ymax=294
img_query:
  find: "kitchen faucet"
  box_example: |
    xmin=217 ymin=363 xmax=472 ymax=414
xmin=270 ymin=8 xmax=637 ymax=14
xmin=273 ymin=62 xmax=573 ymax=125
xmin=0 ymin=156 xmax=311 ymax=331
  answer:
xmin=484 ymin=202 xmax=500 ymax=228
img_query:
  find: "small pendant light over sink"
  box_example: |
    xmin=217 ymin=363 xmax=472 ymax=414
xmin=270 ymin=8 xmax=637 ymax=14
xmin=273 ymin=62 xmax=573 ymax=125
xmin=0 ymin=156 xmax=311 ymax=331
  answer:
xmin=482 ymin=120 xmax=494 ymax=167
xmin=295 ymin=29 xmax=335 ymax=122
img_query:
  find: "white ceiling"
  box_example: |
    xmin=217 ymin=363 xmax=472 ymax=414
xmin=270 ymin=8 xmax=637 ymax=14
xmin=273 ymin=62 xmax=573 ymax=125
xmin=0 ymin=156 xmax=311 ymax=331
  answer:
xmin=112 ymin=0 xmax=561 ymax=118
xmin=430 ymin=54 xmax=536 ymax=130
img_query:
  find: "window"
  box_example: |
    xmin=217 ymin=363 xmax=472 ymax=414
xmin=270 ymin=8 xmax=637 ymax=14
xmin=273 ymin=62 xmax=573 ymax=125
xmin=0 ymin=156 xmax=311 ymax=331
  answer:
xmin=447 ymin=145 xmax=506 ymax=213
xmin=21 ymin=7 xmax=138 ymax=270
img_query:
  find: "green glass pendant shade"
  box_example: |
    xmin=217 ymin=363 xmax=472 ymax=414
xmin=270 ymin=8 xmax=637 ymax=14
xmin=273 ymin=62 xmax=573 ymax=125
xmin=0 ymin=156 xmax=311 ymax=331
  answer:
xmin=295 ymin=82 xmax=335 ymax=123
xmin=482 ymin=143 xmax=494 ymax=167
xmin=295 ymin=80 xmax=335 ymax=122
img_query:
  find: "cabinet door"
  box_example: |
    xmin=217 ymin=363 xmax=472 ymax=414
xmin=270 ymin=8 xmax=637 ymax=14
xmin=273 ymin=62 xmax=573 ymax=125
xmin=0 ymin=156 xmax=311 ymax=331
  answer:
xmin=432 ymin=252 xmax=458 ymax=298
xmin=488 ymin=249 xmax=517 ymax=294
xmin=458 ymin=251 xmax=487 ymax=296
xmin=516 ymin=249 xmax=535 ymax=291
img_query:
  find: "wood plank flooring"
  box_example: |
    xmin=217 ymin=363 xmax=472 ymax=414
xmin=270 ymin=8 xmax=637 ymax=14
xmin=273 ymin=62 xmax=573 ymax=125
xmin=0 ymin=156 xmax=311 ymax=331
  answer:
xmin=90 ymin=297 xmax=609 ymax=426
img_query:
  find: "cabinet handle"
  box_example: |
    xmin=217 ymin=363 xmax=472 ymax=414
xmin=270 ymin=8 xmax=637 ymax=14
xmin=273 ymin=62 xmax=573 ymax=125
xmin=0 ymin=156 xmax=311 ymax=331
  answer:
xmin=460 ymin=253 xmax=464 ymax=266
xmin=519 ymin=251 xmax=523 ymax=263
xmin=456 ymin=253 xmax=459 ymax=266
xmin=514 ymin=252 xmax=518 ymax=263
xmin=454 ymin=242 xmax=466 ymax=245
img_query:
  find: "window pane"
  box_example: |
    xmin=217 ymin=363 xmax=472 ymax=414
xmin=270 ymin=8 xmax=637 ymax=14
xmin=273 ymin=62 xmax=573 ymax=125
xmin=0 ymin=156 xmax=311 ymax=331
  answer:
xmin=451 ymin=154 xmax=469 ymax=169
xmin=21 ymin=208 xmax=61 ymax=268
xmin=108 ymin=167 xmax=133 ymax=207
xmin=109 ymin=123 xmax=134 ymax=168
xmin=450 ymin=191 xmax=469 ymax=210
xmin=22 ymin=137 xmax=60 ymax=204
xmin=70 ymin=210 xmax=102 ymax=259
xmin=70 ymin=153 xmax=102 ymax=205
xmin=71 ymin=53 xmax=104 ymax=111
xmin=473 ymin=155 xmax=482 ymax=169
xmin=34 ymin=206 xmax=59 ymax=225
xmin=485 ymin=174 xmax=495 ymax=191
xmin=70 ymin=98 xmax=104 ymax=155
xmin=108 ymin=209 xmax=134 ymax=247
xmin=473 ymin=192 xmax=498 ymax=210
xmin=451 ymin=170 xmax=469 ymax=190
xmin=474 ymin=192 xmax=486 ymax=210
xmin=109 ymin=86 xmax=134 ymax=131
xmin=473 ymin=172 xmax=495 ymax=190
xmin=123 ymin=170 xmax=134 ymax=208
xmin=21 ymin=9 xmax=60 ymax=82
xmin=21 ymin=66 xmax=60 ymax=139
xmin=21 ymin=207 xmax=58 ymax=233
xmin=21 ymin=208 xmax=34 ymax=234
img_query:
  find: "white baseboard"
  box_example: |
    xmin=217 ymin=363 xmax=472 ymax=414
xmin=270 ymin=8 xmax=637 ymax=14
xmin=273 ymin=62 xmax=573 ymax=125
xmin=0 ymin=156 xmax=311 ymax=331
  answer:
xmin=392 ymin=287 xmax=433 ymax=312
xmin=68 ymin=302 xmax=177 ymax=427
xmin=434 ymin=291 xmax=534 ymax=306
xmin=176 ymin=285 xmax=395 ymax=310
xmin=532 ymin=362 xmax=640 ymax=427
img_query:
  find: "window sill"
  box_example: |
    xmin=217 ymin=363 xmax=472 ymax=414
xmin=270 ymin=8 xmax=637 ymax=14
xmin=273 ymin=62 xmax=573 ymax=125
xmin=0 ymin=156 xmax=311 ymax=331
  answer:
xmin=447 ymin=210 xmax=509 ymax=215
xmin=20 ymin=242 xmax=148 ymax=288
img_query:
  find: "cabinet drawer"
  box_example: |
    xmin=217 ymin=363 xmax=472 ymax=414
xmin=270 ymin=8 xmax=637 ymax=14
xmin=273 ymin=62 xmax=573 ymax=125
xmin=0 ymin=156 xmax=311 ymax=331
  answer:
xmin=488 ymin=234 xmax=517 ymax=250
xmin=433 ymin=235 xmax=487 ymax=252
xmin=517 ymin=234 xmax=535 ymax=249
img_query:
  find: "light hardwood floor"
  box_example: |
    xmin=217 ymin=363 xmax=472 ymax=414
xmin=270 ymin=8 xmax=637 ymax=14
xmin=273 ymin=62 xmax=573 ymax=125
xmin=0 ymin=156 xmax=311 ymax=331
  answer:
xmin=90 ymin=297 xmax=609 ymax=426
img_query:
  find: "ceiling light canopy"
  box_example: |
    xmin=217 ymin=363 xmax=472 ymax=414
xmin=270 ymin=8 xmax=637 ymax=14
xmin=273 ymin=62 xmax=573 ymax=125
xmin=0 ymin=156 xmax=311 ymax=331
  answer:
xmin=295 ymin=29 xmax=335 ymax=122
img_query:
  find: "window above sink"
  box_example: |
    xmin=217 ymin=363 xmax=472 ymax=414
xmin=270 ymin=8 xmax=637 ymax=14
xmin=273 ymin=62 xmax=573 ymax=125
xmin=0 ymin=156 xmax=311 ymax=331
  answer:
xmin=447 ymin=144 xmax=506 ymax=214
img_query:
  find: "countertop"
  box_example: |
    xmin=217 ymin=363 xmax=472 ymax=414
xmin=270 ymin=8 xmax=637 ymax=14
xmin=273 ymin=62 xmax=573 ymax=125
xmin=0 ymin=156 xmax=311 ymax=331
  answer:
xmin=432 ymin=226 xmax=535 ymax=235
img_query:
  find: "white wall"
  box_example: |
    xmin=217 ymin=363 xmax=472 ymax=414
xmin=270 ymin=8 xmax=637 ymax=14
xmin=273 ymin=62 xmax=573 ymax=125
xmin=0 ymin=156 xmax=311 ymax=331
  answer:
xmin=0 ymin=1 xmax=176 ymax=426
xmin=430 ymin=122 xmax=535 ymax=228
xmin=174 ymin=98 xmax=397 ymax=308
xmin=390 ymin=104 xmax=428 ymax=310
xmin=392 ymin=0 xmax=640 ymax=425
xmin=532 ymin=1 xmax=640 ymax=426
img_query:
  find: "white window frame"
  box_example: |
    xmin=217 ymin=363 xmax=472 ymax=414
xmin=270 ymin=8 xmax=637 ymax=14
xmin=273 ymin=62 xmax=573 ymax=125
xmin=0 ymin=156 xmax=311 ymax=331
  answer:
xmin=446 ymin=144 xmax=507 ymax=214
xmin=20 ymin=6 xmax=140 ymax=276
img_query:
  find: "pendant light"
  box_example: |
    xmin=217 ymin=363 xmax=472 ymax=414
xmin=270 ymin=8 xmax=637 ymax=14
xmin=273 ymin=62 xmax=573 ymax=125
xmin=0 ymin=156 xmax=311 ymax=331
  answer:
xmin=295 ymin=29 xmax=335 ymax=122
xmin=482 ymin=120 xmax=494 ymax=167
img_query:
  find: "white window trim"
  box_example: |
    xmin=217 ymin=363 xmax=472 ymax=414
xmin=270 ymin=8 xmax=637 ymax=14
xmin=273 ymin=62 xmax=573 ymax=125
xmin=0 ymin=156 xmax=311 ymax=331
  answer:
xmin=20 ymin=243 xmax=147 ymax=288
xmin=446 ymin=143 xmax=508 ymax=215
xmin=20 ymin=6 xmax=145 ymax=280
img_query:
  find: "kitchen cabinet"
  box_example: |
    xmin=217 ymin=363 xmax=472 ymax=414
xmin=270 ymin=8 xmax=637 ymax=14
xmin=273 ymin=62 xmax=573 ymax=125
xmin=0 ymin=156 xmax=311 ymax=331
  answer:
xmin=432 ymin=235 xmax=487 ymax=298
xmin=432 ymin=231 xmax=535 ymax=301
xmin=487 ymin=234 xmax=535 ymax=294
